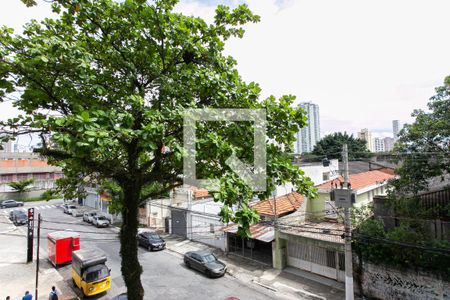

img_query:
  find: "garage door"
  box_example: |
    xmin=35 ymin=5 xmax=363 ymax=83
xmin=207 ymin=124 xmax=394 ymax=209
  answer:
xmin=287 ymin=241 xmax=345 ymax=281
xmin=171 ymin=209 xmax=187 ymax=237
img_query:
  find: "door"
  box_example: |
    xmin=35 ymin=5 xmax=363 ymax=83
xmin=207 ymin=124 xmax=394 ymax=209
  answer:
xmin=171 ymin=209 xmax=187 ymax=237
xmin=191 ymin=253 xmax=203 ymax=271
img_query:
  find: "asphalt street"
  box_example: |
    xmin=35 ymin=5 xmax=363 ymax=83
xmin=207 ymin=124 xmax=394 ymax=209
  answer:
xmin=1 ymin=200 xmax=277 ymax=300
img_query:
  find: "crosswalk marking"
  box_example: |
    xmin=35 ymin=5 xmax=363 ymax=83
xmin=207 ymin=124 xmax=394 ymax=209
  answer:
xmin=2 ymin=204 xmax=58 ymax=213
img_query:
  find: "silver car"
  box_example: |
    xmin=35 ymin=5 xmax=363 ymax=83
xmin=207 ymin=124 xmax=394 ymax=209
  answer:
xmin=1 ymin=200 xmax=24 ymax=209
xmin=83 ymin=211 xmax=98 ymax=223
xmin=92 ymin=215 xmax=110 ymax=228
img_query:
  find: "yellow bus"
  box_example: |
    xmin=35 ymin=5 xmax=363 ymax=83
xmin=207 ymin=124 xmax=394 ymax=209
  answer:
xmin=72 ymin=249 xmax=111 ymax=296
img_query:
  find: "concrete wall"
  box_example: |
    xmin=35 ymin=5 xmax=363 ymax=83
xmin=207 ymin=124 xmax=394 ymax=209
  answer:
xmin=141 ymin=198 xmax=170 ymax=230
xmin=0 ymin=190 xmax=46 ymax=201
xmin=308 ymin=185 xmax=387 ymax=220
xmin=358 ymin=260 xmax=450 ymax=300
xmin=190 ymin=213 xmax=226 ymax=251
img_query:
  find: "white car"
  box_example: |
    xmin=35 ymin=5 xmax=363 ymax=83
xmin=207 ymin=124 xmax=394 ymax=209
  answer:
xmin=67 ymin=205 xmax=77 ymax=215
xmin=92 ymin=215 xmax=110 ymax=228
xmin=86 ymin=211 xmax=100 ymax=223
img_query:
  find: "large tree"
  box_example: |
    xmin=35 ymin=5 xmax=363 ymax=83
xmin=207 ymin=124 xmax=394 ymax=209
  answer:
xmin=390 ymin=76 xmax=450 ymax=195
xmin=0 ymin=0 xmax=316 ymax=299
xmin=312 ymin=132 xmax=370 ymax=160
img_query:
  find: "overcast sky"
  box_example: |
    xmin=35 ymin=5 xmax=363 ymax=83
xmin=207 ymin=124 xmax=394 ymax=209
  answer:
xmin=1 ymin=0 xmax=450 ymax=140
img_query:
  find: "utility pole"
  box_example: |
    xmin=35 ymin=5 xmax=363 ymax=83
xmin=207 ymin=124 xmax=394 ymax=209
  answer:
xmin=26 ymin=208 xmax=35 ymax=263
xmin=35 ymin=213 xmax=41 ymax=300
xmin=342 ymin=144 xmax=354 ymax=300
xmin=272 ymin=178 xmax=277 ymax=227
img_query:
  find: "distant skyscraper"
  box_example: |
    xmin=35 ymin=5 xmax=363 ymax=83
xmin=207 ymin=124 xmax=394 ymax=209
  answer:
xmin=393 ymin=120 xmax=402 ymax=140
xmin=358 ymin=128 xmax=374 ymax=152
xmin=294 ymin=102 xmax=320 ymax=154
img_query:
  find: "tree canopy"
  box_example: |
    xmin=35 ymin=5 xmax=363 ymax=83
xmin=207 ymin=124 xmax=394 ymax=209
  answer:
xmin=312 ymin=132 xmax=370 ymax=160
xmin=0 ymin=0 xmax=316 ymax=298
xmin=390 ymin=76 xmax=450 ymax=195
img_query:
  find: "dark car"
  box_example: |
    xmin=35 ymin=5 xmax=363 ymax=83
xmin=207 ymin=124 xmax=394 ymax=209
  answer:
xmin=111 ymin=293 xmax=127 ymax=300
xmin=10 ymin=210 xmax=27 ymax=226
xmin=137 ymin=232 xmax=166 ymax=251
xmin=0 ymin=199 xmax=24 ymax=209
xmin=184 ymin=250 xmax=227 ymax=278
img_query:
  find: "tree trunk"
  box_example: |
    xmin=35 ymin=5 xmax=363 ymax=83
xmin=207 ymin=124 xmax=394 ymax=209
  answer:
xmin=120 ymin=181 xmax=144 ymax=300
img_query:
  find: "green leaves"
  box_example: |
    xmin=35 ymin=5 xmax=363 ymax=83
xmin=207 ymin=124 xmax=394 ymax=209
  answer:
xmin=391 ymin=76 xmax=450 ymax=195
xmin=2 ymin=0 xmax=315 ymax=238
xmin=312 ymin=132 xmax=371 ymax=160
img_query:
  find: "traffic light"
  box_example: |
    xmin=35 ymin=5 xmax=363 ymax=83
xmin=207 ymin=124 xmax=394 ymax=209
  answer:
xmin=28 ymin=208 xmax=34 ymax=221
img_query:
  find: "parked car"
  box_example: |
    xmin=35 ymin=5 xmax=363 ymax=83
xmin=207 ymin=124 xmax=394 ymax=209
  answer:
xmin=184 ymin=250 xmax=226 ymax=278
xmin=9 ymin=209 xmax=27 ymax=225
xmin=0 ymin=199 xmax=24 ymax=209
xmin=67 ymin=205 xmax=77 ymax=215
xmin=71 ymin=209 xmax=84 ymax=217
xmin=92 ymin=215 xmax=110 ymax=228
xmin=137 ymin=232 xmax=166 ymax=251
xmin=83 ymin=211 xmax=99 ymax=223
xmin=111 ymin=293 xmax=127 ymax=300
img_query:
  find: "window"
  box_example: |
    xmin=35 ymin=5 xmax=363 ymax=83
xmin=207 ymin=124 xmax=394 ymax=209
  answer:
xmin=322 ymin=172 xmax=330 ymax=181
xmin=17 ymin=174 xmax=30 ymax=181
xmin=338 ymin=252 xmax=345 ymax=271
xmin=326 ymin=250 xmax=336 ymax=268
xmin=0 ymin=175 xmax=13 ymax=183
xmin=191 ymin=254 xmax=201 ymax=262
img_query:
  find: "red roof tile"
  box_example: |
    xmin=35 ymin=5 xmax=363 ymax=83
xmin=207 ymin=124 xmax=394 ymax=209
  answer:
xmin=316 ymin=170 xmax=394 ymax=191
xmin=252 ymin=192 xmax=304 ymax=217
xmin=222 ymin=223 xmax=274 ymax=242
xmin=190 ymin=186 xmax=210 ymax=199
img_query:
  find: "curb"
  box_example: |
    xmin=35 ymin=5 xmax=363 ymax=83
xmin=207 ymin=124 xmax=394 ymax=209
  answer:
xmin=252 ymin=280 xmax=278 ymax=292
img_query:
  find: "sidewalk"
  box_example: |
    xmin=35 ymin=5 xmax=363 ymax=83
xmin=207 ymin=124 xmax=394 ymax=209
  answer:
xmin=162 ymin=234 xmax=345 ymax=300
xmin=0 ymin=215 xmax=77 ymax=300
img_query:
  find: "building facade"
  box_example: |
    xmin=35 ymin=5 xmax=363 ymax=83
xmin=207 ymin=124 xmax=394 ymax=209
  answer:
xmin=393 ymin=120 xmax=401 ymax=140
xmin=294 ymin=102 xmax=320 ymax=154
xmin=0 ymin=152 xmax=63 ymax=194
xmin=358 ymin=128 xmax=374 ymax=152
xmin=374 ymin=137 xmax=385 ymax=152
xmin=383 ymin=137 xmax=395 ymax=152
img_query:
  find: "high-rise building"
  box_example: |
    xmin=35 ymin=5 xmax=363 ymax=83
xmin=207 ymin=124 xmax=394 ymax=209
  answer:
xmin=393 ymin=120 xmax=402 ymax=140
xmin=374 ymin=137 xmax=385 ymax=152
xmin=383 ymin=137 xmax=395 ymax=152
xmin=357 ymin=128 xmax=374 ymax=152
xmin=294 ymin=102 xmax=320 ymax=154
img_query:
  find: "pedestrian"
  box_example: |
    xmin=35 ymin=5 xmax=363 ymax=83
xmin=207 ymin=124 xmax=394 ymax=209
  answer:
xmin=49 ymin=286 xmax=58 ymax=300
xmin=6 ymin=296 xmax=10 ymax=300
xmin=22 ymin=291 xmax=32 ymax=300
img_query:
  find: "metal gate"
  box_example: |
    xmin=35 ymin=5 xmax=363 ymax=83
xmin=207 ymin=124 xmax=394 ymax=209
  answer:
xmin=287 ymin=241 xmax=345 ymax=281
xmin=171 ymin=209 xmax=187 ymax=237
